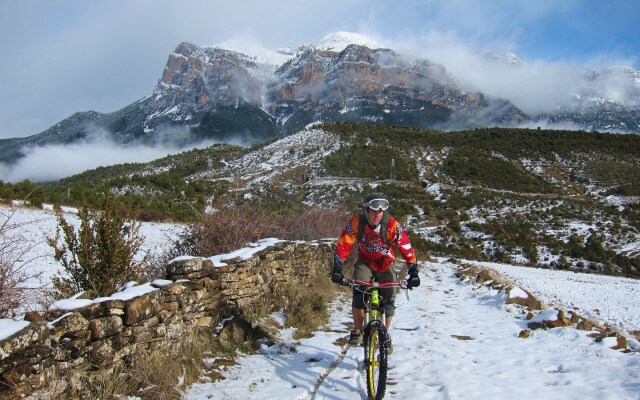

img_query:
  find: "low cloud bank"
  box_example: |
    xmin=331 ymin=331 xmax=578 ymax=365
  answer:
xmin=0 ymin=127 xmax=251 ymax=183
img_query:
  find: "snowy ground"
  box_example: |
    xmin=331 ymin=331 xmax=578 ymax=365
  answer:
xmin=185 ymin=261 xmax=640 ymax=400
xmin=2 ymin=204 xmax=640 ymax=399
xmin=476 ymin=261 xmax=640 ymax=336
xmin=0 ymin=203 xmax=184 ymax=295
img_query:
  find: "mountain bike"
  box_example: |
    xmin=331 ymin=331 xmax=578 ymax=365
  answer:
xmin=342 ymin=278 xmax=408 ymax=400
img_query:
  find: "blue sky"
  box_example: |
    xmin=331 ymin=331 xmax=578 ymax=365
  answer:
xmin=0 ymin=0 xmax=638 ymax=140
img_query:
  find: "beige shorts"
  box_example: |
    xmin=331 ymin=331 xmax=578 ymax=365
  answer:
xmin=352 ymin=258 xmax=398 ymax=316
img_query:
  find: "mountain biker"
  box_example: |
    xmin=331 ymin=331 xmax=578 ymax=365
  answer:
xmin=331 ymin=192 xmax=420 ymax=351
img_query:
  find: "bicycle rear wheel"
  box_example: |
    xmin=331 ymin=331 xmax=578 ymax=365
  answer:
xmin=363 ymin=320 xmax=388 ymax=400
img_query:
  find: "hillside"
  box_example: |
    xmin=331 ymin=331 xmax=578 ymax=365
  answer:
xmin=3 ymin=124 xmax=635 ymax=278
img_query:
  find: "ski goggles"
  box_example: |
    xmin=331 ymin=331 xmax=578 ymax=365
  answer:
xmin=365 ymin=198 xmax=389 ymax=211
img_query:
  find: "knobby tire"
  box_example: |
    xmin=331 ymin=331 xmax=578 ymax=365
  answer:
xmin=364 ymin=320 xmax=388 ymax=400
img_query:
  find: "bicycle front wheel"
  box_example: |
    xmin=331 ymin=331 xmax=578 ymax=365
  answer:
xmin=363 ymin=320 xmax=388 ymax=400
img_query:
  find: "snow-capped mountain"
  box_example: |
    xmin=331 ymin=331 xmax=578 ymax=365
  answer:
xmin=314 ymin=31 xmax=382 ymax=51
xmin=1 ymin=32 xmax=639 ymax=165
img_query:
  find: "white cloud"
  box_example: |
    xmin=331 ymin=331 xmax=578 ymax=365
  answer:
xmin=0 ymin=128 xmax=226 ymax=183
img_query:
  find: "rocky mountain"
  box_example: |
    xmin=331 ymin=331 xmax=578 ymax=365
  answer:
xmin=1 ymin=32 xmax=639 ymax=165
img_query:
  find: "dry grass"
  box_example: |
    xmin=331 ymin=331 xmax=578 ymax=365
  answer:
xmin=168 ymin=206 xmax=347 ymax=259
xmin=52 ymin=331 xmax=211 ymax=399
xmin=280 ymin=275 xmax=340 ymax=339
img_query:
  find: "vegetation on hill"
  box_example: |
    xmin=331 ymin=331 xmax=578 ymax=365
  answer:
xmin=1 ymin=123 xmax=639 ymax=278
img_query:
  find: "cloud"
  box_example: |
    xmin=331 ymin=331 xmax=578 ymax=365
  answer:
xmin=384 ymin=30 xmax=585 ymax=115
xmin=0 ymin=0 xmax=372 ymax=139
xmin=0 ymin=127 xmax=235 ymax=183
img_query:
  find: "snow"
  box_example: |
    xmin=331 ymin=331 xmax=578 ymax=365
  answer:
xmin=474 ymin=260 xmax=640 ymax=334
xmin=208 ymin=238 xmax=285 ymax=267
xmin=210 ymin=39 xmax=292 ymax=67
xmin=0 ymin=319 xmax=30 ymax=340
xmin=2 ymin=203 xmax=639 ymax=398
xmin=508 ymin=286 xmax=529 ymax=299
xmin=185 ymin=261 xmax=640 ymax=399
xmin=213 ymin=128 xmax=342 ymax=186
xmin=47 ymin=281 xmax=159 ymax=312
xmin=315 ymin=32 xmax=382 ymax=52
xmin=0 ymin=203 xmax=185 ymax=294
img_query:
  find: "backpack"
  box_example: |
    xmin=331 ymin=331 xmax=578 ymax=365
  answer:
xmin=357 ymin=211 xmax=391 ymax=246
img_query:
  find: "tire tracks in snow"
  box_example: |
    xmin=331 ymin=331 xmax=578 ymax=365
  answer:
xmin=300 ymin=342 xmax=352 ymax=400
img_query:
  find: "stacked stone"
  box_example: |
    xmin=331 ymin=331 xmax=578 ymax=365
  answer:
xmin=0 ymin=240 xmax=332 ymax=398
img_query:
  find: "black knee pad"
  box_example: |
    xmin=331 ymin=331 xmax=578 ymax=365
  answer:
xmin=384 ymin=302 xmax=396 ymax=317
xmin=352 ymin=289 xmax=367 ymax=309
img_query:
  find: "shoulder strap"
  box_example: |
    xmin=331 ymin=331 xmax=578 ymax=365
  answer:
xmin=357 ymin=213 xmax=367 ymax=243
xmin=380 ymin=212 xmax=390 ymax=245
xmin=357 ymin=212 xmax=391 ymax=245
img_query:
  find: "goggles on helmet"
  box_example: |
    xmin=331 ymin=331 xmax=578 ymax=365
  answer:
xmin=365 ymin=198 xmax=389 ymax=211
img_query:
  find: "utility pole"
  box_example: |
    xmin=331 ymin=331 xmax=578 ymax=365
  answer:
xmin=390 ymin=158 xmax=396 ymax=181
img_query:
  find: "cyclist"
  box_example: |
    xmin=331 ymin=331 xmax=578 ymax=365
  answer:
xmin=331 ymin=192 xmax=420 ymax=352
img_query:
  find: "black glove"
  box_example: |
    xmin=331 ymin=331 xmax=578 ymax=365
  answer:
xmin=331 ymin=269 xmax=344 ymax=284
xmin=332 ymin=255 xmax=344 ymax=284
xmin=407 ymin=263 xmax=420 ymax=288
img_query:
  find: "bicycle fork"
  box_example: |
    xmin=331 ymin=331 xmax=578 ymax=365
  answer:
xmin=362 ymin=288 xmax=390 ymax=358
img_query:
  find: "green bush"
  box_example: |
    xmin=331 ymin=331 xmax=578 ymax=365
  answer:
xmin=47 ymin=189 xmax=149 ymax=298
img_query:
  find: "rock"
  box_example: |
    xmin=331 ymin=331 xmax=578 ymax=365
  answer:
xmin=612 ymin=334 xmax=628 ymax=350
xmin=0 ymin=322 xmax=47 ymax=362
xmin=52 ymin=312 xmax=88 ymax=339
xmin=166 ymin=257 xmax=199 ymax=275
xmin=476 ymin=268 xmax=502 ymax=284
xmin=89 ymin=341 xmax=115 ymax=364
xmin=123 ymin=291 xmax=161 ymax=326
xmin=89 ymin=316 xmax=123 ymax=340
xmin=506 ymin=286 xmax=542 ymax=310
xmin=527 ymin=308 xmax=571 ymax=330
xmin=576 ymin=318 xmax=599 ymax=331
xmin=23 ymin=312 xmax=42 ymax=322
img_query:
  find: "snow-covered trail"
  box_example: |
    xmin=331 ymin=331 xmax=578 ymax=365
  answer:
xmin=185 ymin=262 xmax=640 ymax=399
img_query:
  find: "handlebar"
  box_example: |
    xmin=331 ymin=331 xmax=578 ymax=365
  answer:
xmin=341 ymin=278 xmax=409 ymax=290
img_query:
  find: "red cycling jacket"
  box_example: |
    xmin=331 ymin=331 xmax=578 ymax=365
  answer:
xmin=335 ymin=214 xmax=416 ymax=272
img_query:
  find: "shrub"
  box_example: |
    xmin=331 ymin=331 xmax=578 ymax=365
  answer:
xmin=169 ymin=206 xmax=347 ymax=258
xmin=47 ymin=189 xmax=149 ymax=298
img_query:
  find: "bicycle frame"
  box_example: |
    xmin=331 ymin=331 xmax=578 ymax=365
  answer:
xmin=342 ymin=278 xmax=408 ymax=400
xmin=352 ymin=280 xmax=404 ymax=325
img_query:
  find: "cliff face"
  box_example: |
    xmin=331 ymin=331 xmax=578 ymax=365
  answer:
xmin=151 ymin=42 xmax=524 ymax=133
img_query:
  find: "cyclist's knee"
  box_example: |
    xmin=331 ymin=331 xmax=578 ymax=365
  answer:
xmin=384 ymin=303 xmax=396 ymax=316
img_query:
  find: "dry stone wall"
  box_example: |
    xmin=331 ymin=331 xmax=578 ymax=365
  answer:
xmin=454 ymin=261 xmax=631 ymax=349
xmin=0 ymin=240 xmax=332 ymax=399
